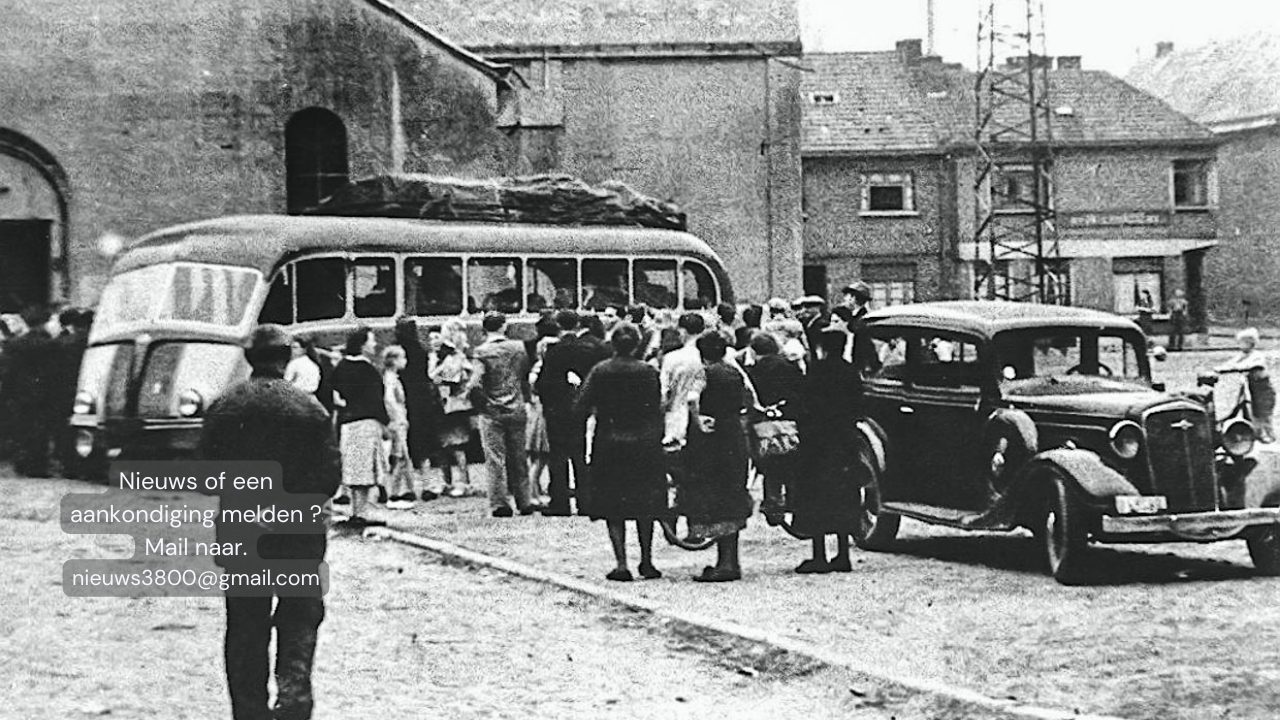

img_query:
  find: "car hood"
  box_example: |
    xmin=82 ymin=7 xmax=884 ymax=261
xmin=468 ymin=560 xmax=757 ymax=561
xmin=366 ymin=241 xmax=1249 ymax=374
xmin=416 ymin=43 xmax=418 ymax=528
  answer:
xmin=1004 ymin=386 xmax=1182 ymax=420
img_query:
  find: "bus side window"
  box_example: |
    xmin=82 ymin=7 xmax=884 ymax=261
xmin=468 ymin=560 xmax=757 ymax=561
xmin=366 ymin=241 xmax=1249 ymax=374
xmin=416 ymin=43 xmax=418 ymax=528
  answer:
xmin=295 ymin=257 xmax=346 ymax=322
xmin=528 ymin=258 xmax=578 ymax=312
xmin=259 ymin=265 xmax=293 ymax=324
xmin=468 ymin=257 xmax=522 ymax=314
xmin=353 ymin=257 xmax=396 ymax=318
xmin=583 ymin=259 xmax=630 ymax=311
xmin=681 ymin=260 xmax=717 ymax=310
xmin=405 ymin=256 xmax=463 ymax=316
xmin=633 ymin=259 xmax=677 ymax=309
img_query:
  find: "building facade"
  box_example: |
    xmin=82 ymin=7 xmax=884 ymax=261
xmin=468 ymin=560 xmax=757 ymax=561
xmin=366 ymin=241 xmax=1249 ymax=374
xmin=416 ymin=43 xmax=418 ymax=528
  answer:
xmin=1128 ymin=33 xmax=1280 ymax=324
xmin=0 ymin=0 xmax=515 ymax=311
xmin=803 ymin=41 xmax=1217 ymax=328
xmin=406 ymin=0 xmax=806 ymax=302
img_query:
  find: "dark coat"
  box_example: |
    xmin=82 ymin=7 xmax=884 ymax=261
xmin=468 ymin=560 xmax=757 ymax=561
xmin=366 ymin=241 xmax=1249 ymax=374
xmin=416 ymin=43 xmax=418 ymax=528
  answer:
xmin=201 ymin=374 xmax=342 ymax=564
xmin=682 ymin=361 xmax=752 ymax=526
xmin=794 ymin=357 xmax=864 ymax=536
xmin=575 ymin=356 xmax=668 ymax=520
xmin=537 ymin=332 xmax=611 ymax=421
xmin=329 ymin=357 xmax=389 ymax=426
xmin=746 ymin=354 xmax=805 ymax=422
xmin=399 ymin=336 xmax=443 ymax=465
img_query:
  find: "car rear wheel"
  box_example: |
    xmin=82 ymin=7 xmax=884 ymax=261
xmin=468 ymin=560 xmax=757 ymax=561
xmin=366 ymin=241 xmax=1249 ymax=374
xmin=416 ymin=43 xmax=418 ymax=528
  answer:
xmin=1247 ymin=525 xmax=1280 ymax=576
xmin=1041 ymin=470 xmax=1088 ymax=585
xmin=852 ymin=439 xmax=900 ymax=551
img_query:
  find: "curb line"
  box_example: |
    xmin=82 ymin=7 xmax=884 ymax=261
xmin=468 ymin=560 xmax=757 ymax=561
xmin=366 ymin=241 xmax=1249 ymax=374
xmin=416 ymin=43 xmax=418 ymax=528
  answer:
xmin=367 ymin=526 xmax=1127 ymax=720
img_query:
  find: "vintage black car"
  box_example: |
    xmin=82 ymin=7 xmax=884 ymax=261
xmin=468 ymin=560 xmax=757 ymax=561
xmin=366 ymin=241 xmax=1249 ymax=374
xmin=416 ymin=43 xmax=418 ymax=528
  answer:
xmin=850 ymin=301 xmax=1280 ymax=583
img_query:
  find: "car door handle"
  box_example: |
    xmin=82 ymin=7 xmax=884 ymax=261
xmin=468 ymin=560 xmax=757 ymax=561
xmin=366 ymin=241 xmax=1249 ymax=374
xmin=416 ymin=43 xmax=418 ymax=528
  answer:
xmin=899 ymin=405 xmax=915 ymax=414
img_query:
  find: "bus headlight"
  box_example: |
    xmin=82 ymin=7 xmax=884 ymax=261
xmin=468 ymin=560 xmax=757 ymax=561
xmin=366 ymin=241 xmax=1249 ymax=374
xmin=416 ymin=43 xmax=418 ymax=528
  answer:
xmin=1222 ymin=418 xmax=1256 ymax=457
xmin=177 ymin=389 xmax=203 ymax=417
xmin=72 ymin=390 xmax=96 ymax=416
xmin=1109 ymin=421 xmax=1143 ymax=460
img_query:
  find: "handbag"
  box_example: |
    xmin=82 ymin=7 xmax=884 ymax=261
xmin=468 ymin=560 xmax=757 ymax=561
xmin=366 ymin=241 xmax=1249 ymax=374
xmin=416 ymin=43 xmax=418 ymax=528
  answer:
xmin=752 ymin=416 xmax=799 ymax=458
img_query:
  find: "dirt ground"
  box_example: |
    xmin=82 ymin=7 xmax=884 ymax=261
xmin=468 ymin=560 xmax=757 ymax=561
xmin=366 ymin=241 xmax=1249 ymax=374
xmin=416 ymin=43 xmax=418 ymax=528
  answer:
xmin=5 ymin=477 xmax=1020 ymax=720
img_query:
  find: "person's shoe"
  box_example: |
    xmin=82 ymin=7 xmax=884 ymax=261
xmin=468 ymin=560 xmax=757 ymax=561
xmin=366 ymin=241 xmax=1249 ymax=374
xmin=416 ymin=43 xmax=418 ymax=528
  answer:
xmin=420 ymin=490 xmax=439 ymax=502
xmin=540 ymin=505 xmax=572 ymax=517
xmin=693 ymin=566 xmax=741 ymax=582
xmin=828 ymin=555 xmax=853 ymax=573
xmin=447 ymin=486 xmax=467 ymax=498
xmin=332 ymin=495 xmax=350 ymax=506
xmin=520 ymin=503 xmax=546 ymax=516
xmin=606 ymin=568 xmax=634 ymax=582
xmin=387 ymin=497 xmax=415 ymax=510
xmin=795 ymin=558 xmax=832 ymax=574
xmin=638 ymin=562 xmax=663 ymax=580
xmin=492 ymin=506 xmax=514 ymax=518
xmin=376 ymin=486 xmax=388 ymax=504
xmin=361 ymin=517 xmax=387 ymax=527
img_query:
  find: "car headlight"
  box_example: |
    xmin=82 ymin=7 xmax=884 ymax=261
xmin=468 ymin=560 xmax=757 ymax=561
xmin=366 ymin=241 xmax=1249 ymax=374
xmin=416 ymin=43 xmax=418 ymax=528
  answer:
xmin=1109 ymin=420 xmax=1143 ymax=460
xmin=1222 ymin=418 xmax=1256 ymax=457
xmin=177 ymin=389 xmax=203 ymax=417
xmin=72 ymin=390 xmax=96 ymax=416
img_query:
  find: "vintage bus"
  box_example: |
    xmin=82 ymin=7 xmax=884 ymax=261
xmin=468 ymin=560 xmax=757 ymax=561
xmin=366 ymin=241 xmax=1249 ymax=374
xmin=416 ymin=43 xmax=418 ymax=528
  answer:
xmin=70 ymin=214 xmax=734 ymax=466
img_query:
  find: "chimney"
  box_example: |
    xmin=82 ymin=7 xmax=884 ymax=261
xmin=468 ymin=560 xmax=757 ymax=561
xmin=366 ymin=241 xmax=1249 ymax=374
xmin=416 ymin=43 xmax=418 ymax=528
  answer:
xmin=896 ymin=39 xmax=923 ymax=66
xmin=1156 ymin=41 xmax=1174 ymax=58
xmin=1057 ymin=56 xmax=1082 ymax=70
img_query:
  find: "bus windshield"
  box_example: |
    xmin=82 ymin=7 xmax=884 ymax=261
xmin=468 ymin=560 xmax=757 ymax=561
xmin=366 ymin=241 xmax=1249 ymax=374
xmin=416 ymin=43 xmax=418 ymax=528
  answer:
xmin=91 ymin=263 xmax=261 ymax=341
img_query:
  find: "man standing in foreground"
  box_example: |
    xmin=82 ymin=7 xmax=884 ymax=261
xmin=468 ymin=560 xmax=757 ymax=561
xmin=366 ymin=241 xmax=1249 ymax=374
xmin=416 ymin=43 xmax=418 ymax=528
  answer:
xmin=471 ymin=311 xmax=544 ymax=517
xmin=201 ymin=324 xmax=341 ymax=720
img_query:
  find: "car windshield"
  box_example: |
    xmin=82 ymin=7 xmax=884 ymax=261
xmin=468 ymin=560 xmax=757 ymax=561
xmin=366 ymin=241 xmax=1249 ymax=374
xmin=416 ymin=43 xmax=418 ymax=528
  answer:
xmin=91 ymin=263 xmax=262 ymax=341
xmin=995 ymin=328 xmax=1148 ymax=390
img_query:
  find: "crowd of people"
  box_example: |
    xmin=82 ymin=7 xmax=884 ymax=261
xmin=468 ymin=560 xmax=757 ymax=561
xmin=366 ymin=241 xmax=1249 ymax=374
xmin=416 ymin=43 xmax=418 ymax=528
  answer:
xmin=300 ymin=282 xmax=882 ymax=583
xmin=0 ymin=305 xmax=95 ymax=477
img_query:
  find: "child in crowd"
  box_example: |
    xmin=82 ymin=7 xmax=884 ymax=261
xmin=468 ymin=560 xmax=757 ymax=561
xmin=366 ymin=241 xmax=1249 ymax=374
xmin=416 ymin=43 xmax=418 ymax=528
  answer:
xmin=382 ymin=345 xmax=417 ymax=508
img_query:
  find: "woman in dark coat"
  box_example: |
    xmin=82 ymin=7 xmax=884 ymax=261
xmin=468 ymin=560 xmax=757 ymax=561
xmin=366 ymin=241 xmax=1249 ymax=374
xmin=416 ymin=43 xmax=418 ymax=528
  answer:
xmin=745 ymin=333 xmax=805 ymax=519
xmin=328 ymin=326 xmax=390 ymax=526
xmin=682 ymin=332 xmax=752 ymax=582
xmin=395 ymin=318 xmax=444 ymax=501
xmin=575 ymin=323 xmax=668 ymax=582
xmin=794 ymin=328 xmax=864 ymax=573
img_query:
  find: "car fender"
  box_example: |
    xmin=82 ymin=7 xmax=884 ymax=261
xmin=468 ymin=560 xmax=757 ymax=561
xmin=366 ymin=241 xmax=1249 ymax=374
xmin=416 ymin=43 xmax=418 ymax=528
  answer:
xmin=855 ymin=417 xmax=888 ymax=472
xmin=1015 ymin=447 xmax=1141 ymax=503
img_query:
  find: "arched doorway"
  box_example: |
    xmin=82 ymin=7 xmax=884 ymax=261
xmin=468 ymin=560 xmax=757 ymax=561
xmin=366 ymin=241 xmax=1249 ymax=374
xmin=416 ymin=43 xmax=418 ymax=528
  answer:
xmin=0 ymin=129 xmax=70 ymax=313
xmin=285 ymin=108 xmax=349 ymax=214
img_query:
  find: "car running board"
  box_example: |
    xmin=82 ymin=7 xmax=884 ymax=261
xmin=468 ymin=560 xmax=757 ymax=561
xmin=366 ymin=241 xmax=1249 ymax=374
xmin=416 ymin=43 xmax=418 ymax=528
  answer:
xmin=881 ymin=501 xmax=1013 ymax=531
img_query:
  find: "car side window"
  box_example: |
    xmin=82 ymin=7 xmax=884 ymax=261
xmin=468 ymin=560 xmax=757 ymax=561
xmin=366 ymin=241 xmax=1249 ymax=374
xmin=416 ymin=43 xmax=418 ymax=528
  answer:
xmin=912 ymin=333 xmax=984 ymax=389
xmin=867 ymin=330 xmax=909 ymax=382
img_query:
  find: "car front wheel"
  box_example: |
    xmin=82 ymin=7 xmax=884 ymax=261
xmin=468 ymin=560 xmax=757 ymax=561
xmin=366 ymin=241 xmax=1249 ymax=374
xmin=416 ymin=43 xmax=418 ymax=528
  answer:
xmin=851 ymin=439 xmax=900 ymax=551
xmin=1041 ymin=470 xmax=1089 ymax=584
xmin=1247 ymin=525 xmax=1280 ymax=576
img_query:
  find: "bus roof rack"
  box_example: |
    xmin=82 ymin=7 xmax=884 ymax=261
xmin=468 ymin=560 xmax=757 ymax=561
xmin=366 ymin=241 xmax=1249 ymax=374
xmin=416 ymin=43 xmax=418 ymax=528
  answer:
xmin=307 ymin=174 xmax=688 ymax=231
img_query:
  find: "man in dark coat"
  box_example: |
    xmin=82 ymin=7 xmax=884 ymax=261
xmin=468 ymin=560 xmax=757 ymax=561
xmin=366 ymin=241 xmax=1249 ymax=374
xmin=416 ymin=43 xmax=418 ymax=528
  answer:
xmin=201 ymin=324 xmax=342 ymax=720
xmin=51 ymin=307 xmax=92 ymax=474
xmin=536 ymin=309 xmax=611 ymax=515
xmin=1 ymin=305 xmax=59 ymax=476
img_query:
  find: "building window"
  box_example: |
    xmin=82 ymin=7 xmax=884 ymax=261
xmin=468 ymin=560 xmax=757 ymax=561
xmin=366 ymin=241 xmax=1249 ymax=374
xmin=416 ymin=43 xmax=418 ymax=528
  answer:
xmin=992 ymin=165 xmax=1041 ymax=213
xmin=1172 ymin=159 xmax=1213 ymax=210
xmin=285 ymin=108 xmax=349 ymax=215
xmin=802 ymin=265 xmax=829 ymax=301
xmin=1113 ymin=257 xmax=1163 ymax=314
xmin=862 ymin=263 xmax=916 ymax=307
xmin=860 ymin=173 xmax=915 ymax=214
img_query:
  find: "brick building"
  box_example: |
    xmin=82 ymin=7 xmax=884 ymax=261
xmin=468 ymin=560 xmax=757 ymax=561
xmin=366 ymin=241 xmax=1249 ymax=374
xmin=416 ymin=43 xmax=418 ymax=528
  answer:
xmin=1127 ymin=33 xmax=1280 ymax=324
xmin=803 ymin=41 xmax=1217 ymax=327
xmin=405 ymin=0 xmax=806 ymax=301
xmin=0 ymin=0 xmax=516 ymax=311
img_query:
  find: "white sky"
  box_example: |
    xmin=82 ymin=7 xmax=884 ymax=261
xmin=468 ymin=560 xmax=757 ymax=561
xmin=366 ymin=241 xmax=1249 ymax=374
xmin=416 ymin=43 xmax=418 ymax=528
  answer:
xmin=800 ymin=0 xmax=1280 ymax=74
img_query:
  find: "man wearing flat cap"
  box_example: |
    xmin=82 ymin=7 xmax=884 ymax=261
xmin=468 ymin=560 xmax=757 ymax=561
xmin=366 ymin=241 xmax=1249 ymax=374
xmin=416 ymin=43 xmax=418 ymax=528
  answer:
xmin=840 ymin=282 xmax=879 ymax=372
xmin=794 ymin=295 xmax=829 ymax=358
xmin=202 ymin=324 xmax=341 ymax=720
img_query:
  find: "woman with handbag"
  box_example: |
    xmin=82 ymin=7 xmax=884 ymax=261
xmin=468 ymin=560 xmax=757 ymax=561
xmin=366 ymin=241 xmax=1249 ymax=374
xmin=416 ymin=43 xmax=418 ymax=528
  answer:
xmin=745 ymin=333 xmax=804 ymax=520
xmin=429 ymin=318 xmax=476 ymax=497
xmin=793 ymin=328 xmax=864 ymax=573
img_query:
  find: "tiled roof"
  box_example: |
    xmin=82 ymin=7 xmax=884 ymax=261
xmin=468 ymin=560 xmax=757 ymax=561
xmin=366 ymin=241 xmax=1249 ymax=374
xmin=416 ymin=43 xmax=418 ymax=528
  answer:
xmin=1126 ymin=32 xmax=1280 ymax=128
xmin=399 ymin=0 xmax=800 ymax=51
xmin=803 ymin=52 xmax=1212 ymax=155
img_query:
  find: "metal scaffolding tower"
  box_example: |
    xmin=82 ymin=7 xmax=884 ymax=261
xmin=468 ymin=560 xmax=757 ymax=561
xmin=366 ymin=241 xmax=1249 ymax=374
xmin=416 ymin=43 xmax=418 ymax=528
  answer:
xmin=972 ymin=0 xmax=1063 ymax=303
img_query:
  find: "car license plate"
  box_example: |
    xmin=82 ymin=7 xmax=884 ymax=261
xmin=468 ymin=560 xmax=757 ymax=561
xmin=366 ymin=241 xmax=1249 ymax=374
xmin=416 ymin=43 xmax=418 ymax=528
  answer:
xmin=1115 ymin=495 xmax=1168 ymax=515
